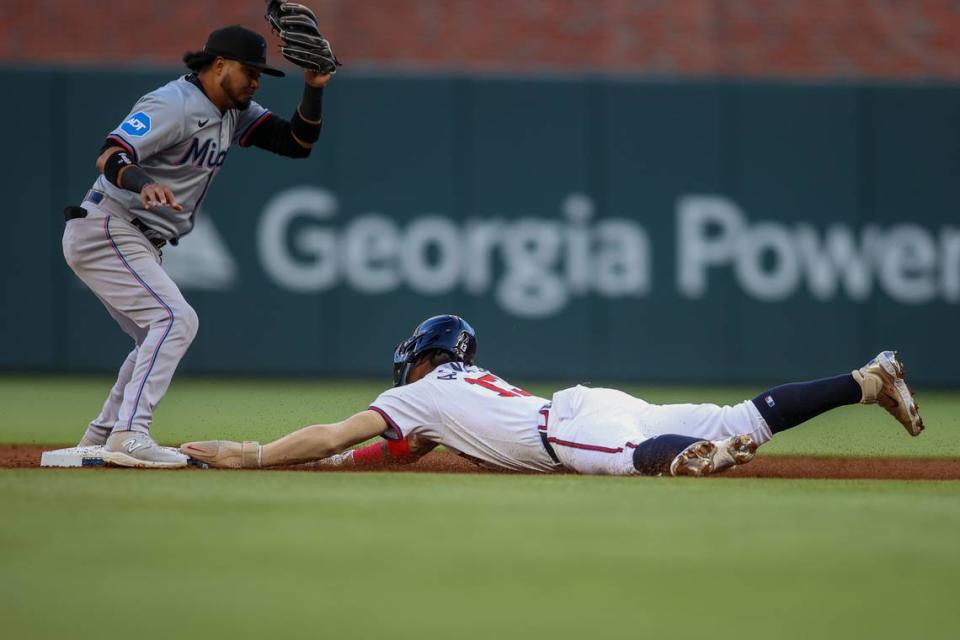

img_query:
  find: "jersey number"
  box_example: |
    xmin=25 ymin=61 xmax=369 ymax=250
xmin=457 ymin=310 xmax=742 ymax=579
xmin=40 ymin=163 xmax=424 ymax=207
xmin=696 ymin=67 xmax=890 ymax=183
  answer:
xmin=465 ymin=374 xmax=531 ymax=398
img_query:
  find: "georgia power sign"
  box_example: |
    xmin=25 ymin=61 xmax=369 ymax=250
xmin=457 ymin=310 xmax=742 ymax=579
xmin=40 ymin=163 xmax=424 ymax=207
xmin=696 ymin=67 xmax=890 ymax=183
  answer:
xmin=170 ymin=186 xmax=960 ymax=317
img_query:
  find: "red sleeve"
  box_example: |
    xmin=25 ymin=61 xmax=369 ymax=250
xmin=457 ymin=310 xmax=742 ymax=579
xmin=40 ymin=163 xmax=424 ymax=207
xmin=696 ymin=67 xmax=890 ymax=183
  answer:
xmin=351 ymin=438 xmax=414 ymax=466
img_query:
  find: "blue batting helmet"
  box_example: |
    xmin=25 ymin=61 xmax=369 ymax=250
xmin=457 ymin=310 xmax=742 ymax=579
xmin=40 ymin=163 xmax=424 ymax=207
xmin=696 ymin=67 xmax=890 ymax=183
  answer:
xmin=392 ymin=315 xmax=477 ymax=386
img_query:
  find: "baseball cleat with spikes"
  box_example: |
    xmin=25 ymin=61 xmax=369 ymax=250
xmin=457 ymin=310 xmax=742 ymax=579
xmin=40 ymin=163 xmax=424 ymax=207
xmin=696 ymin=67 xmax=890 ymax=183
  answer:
xmin=102 ymin=431 xmax=188 ymax=469
xmin=670 ymin=434 xmax=757 ymax=477
xmin=853 ymin=350 xmax=924 ymax=436
xmin=180 ymin=440 xmax=262 ymax=469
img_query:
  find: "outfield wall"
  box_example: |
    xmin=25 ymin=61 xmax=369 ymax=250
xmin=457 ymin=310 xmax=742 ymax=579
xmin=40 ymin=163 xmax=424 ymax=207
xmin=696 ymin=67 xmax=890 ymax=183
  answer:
xmin=1 ymin=69 xmax=958 ymax=385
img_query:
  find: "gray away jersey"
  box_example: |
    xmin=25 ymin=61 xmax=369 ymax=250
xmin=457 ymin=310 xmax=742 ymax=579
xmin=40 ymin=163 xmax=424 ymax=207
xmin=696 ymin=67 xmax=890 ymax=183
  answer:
xmin=92 ymin=76 xmax=272 ymax=240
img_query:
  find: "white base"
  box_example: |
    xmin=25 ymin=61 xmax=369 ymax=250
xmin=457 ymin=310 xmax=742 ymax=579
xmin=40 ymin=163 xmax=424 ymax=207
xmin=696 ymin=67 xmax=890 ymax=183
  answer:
xmin=41 ymin=445 xmax=202 ymax=469
xmin=40 ymin=446 xmax=108 ymax=468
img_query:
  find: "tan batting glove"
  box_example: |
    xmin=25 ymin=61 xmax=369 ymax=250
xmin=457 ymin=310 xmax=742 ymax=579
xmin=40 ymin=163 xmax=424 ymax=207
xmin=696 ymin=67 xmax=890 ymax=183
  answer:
xmin=180 ymin=440 xmax=262 ymax=469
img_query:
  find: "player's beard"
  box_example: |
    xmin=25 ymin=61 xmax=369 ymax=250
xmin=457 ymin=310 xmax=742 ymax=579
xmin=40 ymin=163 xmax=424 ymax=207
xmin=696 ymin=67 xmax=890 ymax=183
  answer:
xmin=221 ymin=75 xmax=253 ymax=111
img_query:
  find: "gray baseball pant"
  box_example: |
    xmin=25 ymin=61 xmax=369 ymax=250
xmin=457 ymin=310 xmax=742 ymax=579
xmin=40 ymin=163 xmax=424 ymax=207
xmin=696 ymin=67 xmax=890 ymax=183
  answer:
xmin=62 ymin=204 xmax=198 ymax=435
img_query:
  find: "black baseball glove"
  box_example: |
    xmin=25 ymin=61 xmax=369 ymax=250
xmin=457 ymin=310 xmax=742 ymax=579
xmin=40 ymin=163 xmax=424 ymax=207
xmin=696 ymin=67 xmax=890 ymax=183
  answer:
xmin=265 ymin=1 xmax=342 ymax=74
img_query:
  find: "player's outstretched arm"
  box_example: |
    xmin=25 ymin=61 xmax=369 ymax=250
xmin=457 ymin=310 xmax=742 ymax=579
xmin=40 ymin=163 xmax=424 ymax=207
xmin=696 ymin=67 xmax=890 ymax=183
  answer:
xmin=181 ymin=410 xmax=387 ymax=469
xmin=319 ymin=435 xmax=439 ymax=468
xmin=261 ymin=409 xmax=386 ymax=466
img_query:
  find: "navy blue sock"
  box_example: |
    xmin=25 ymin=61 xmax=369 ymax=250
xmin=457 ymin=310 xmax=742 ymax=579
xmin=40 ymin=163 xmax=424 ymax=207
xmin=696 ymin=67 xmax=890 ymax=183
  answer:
xmin=751 ymin=374 xmax=861 ymax=434
xmin=632 ymin=434 xmax=703 ymax=475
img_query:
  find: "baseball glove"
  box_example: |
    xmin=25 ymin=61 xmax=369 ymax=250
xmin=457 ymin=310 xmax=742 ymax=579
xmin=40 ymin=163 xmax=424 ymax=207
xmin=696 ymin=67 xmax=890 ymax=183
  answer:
xmin=265 ymin=1 xmax=342 ymax=74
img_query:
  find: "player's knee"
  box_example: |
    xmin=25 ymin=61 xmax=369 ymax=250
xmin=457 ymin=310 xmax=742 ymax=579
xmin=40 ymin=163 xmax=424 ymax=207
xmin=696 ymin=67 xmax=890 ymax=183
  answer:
xmin=168 ymin=303 xmax=199 ymax=344
xmin=178 ymin=304 xmax=200 ymax=343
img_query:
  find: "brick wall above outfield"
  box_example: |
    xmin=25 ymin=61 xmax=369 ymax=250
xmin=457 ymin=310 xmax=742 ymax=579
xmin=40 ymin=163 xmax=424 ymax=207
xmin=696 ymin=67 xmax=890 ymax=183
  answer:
xmin=4 ymin=0 xmax=960 ymax=80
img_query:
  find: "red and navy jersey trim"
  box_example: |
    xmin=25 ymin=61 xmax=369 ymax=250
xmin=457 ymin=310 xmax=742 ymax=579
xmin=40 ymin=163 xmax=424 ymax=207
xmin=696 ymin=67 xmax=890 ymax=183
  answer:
xmin=369 ymin=405 xmax=403 ymax=441
xmin=106 ymin=134 xmax=138 ymax=163
xmin=239 ymin=111 xmax=273 ymax=147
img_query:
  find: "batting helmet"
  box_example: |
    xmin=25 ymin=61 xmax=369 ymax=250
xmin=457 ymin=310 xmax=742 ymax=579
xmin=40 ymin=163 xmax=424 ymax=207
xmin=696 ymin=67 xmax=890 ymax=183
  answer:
xmin=392 ymin=315 xmax=477 ymax=386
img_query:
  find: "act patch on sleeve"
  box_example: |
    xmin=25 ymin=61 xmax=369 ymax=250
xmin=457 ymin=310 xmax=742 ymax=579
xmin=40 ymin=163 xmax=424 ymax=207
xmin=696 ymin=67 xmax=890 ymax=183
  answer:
xmin=121 ymin=111 xmax=152 ymax=137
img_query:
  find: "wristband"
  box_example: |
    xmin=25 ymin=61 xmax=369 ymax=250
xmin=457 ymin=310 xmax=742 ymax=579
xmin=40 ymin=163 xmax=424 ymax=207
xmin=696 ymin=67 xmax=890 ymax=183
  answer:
xmin=352 ymin=442 xmax=386 ymax=465
xmin=299 ymin=84 xmax=324 ymax=122
xmin=103 ymin=149 xmax=154 ymax=193
xmin=291 ymin=109 xmax=322 ymax=144
xmin=387 ymin=439 xmax=412 ymax=457
xmin=120 ymin=166 xmax=155 ymax=193
xmin=350 ymin=438 xmax=413 ymax=466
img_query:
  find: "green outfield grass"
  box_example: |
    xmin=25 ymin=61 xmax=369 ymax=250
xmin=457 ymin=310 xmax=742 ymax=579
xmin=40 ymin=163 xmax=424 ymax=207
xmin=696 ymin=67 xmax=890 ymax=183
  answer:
xmin=0 ymin=374 xmax=956 ymax=456
xmin=1 ymin=376 xmax=958 ymax=640
xmin=1 ymin=471 xmax=959 ymax=640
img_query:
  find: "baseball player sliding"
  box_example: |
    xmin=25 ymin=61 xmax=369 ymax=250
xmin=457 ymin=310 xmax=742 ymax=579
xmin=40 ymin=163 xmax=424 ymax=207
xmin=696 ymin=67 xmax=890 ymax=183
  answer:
xmin=183 ymin=315 xmax=924 ymax=476
xmin=63 ymin=3 xmax=339 ymax=468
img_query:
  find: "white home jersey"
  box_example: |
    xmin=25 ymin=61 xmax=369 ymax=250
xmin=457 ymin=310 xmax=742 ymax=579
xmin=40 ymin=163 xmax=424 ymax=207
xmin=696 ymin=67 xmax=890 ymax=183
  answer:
xmin=92 ymin=75 xmax=272 ymax=240
xmin=370 ymin=364 xmax=561 ymax=472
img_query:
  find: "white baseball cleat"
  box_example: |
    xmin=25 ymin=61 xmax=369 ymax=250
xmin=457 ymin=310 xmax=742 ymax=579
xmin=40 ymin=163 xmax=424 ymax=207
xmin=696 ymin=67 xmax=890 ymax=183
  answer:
xmin=180 ymin=440 xmax=262 ymax=469
xmin=102 ymin=431 xmax=188 ymax=469
xmin=670 ymin=435 xmax=758 ymax=477
xmin=853 ymin=350 xmax=924 ymax=437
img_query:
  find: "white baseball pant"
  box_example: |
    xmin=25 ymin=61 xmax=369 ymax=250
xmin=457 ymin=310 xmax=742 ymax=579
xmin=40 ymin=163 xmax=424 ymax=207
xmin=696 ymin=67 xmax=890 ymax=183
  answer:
xmin=545 ymin=386 xmax=773 ymax=475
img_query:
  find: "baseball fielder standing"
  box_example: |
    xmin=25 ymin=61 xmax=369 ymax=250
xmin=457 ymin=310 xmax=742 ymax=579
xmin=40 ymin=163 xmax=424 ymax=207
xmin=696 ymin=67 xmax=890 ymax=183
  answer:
xmin=63 ymin=4 xmax=339 ymax=468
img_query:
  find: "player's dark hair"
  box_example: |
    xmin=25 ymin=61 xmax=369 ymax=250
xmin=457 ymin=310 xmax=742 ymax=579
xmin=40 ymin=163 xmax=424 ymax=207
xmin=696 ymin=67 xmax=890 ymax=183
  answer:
xmin=423 ymin=349 xmax=457 ymax=368
xmin=182 ymin=50 xmax=218 ymax=72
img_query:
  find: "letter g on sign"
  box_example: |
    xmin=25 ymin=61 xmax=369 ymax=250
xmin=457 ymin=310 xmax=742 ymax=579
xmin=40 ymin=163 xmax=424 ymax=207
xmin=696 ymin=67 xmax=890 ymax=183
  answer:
xmin=258 ymin=187 xmax=340 ymax=292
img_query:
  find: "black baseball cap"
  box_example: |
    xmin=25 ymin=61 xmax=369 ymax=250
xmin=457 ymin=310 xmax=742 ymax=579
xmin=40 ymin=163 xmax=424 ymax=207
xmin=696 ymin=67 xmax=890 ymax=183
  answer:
xmin=202 ymin=25 xmax=285 ymax=77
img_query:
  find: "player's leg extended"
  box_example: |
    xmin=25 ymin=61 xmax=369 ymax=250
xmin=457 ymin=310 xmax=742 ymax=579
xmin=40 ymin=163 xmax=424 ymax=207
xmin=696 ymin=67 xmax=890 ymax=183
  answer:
xmin=643 ymin=352 xmax=923 ymax=476
xmin=542 ymin=387 xmax=740 ymax=476
xmin=64 ymin=212 xmax=196 ymax=467
xmin=639 ymin=370 xmax=872 ymax=447
xmin=749 ymin=351 xmax=923 ymax=437
xmin=637 ymin=377 xmax=856 ymax=477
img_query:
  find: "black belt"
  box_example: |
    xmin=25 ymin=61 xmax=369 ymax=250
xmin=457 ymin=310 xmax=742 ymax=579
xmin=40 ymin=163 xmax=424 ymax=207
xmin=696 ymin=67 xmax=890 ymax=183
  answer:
xmin=538 ymin=404 xmax=560 ymax=464
xmin=129 ymin=218 xmax=168 ymax=251
xmin=66 ymin=190 xmax=176 ymax=251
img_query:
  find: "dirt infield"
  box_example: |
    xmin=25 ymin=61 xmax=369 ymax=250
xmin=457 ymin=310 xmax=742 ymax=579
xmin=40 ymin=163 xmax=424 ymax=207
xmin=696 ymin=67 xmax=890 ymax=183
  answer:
xmin=3 ymin=444 xmax=960 ymax=479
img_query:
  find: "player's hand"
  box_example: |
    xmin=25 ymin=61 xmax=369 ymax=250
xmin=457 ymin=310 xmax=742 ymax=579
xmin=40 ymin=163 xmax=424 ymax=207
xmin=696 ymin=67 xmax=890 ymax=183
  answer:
xmin=141 ymin=183 xmax=183 ymax=211
xmin=304 ymin=69 xmax=333 ymax=88
xmin=181 ymin=440 xmax=262 ymax=469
